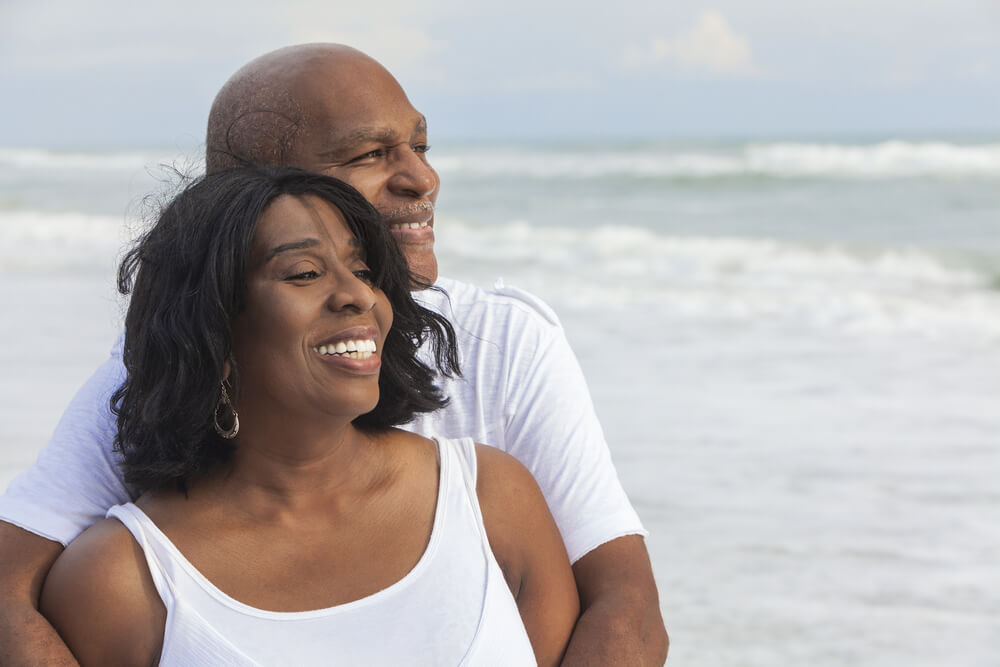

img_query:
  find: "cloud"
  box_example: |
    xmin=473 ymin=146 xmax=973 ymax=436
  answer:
xmin=618 ymin=10 xmax=756 ymax=77
xmin=958 ymin=60 xmax=994 ymax=82
xmin=0 ymin=0 xmax=450 ymax=79
xmin=291 ymin=24 xmax=448 ymax=83
xmin=0 ymin=1 xmax=213 ymax=74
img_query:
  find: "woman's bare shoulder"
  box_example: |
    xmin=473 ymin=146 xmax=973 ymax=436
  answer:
xmin=473 ymin=443 xmax=554 ymax=574
xmin=40 ymin=517 xmax=166 ymax=666
xmin=474 ymin=444 xmax=542 ymax=506
xmin=473 ymin=443 xmax=580 ymax=666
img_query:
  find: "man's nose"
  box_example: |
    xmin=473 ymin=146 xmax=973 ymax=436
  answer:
xmin=388 ymin=146 xmax=438 ymax=199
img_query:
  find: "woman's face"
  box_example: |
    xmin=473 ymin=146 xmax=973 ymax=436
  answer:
xmin=231 ymin=194 xmax=393 ymax=423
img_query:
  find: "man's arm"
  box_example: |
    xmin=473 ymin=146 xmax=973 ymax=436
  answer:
xmin=0 ymin=522 xmax=77 ymax=666
xmin=489 ymin=289 xmax=665 ymax=662
xmin=0 ymin=344 xmax=131 ymax=664
xmin=561 ymin=535 xmax=668 ymax=666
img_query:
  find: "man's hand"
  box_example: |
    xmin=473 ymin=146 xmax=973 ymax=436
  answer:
xmin=0 ymin=521 xmax=77 ymax=666
xmin=561 ymin=535 xmax=668 ymax=666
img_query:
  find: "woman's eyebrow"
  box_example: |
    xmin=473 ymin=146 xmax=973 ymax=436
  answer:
xmin=265 ymin=238 xmax=320 ymax=263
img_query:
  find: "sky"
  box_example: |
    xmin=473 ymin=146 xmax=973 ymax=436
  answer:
xmin=1 ymin=0 xmax=999 ymax=147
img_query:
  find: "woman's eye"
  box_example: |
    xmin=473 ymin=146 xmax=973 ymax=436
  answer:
xmin=287 ymin=270 xmax=320 ymax=281
xmin=353 ymin=269 xmax=374 ymax=284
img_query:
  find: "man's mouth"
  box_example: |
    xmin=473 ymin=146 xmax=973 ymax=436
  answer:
xmin=390 ymin=220 xmax=430 ymax=231
xmin=383 ymin=202 xmax=434 ymax=235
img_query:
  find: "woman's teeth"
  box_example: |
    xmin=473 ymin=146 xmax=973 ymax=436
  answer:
xmin=389 ymin=221 xmax=429 ymax=231
xmin=315 ymin=339 xmax=377 ymax=360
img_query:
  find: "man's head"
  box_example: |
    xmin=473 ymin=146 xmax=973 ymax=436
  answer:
xmin=206 ymin=44 xmax=439 ymax=282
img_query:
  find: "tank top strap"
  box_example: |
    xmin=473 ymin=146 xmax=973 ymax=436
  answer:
xmin=440 ymin=436 xmax=480 ymax=502
xmin=435 ymin=437 xmax=539 ymax=666
xmin=107 ymin=503 xmax=176 ymax=606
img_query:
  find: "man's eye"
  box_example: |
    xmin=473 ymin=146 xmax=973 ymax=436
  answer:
xmin=412 ymin=144 xmax=431 ymax=154
xmin=287 ymin=270 xmax=320 ymax=281
xmin=351 ymin=149 xmax=386 ymax=162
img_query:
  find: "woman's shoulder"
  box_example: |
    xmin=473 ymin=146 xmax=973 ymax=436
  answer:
xmin=474 ymin=443 xmax=540 ymax=498
xmin=473 ymin=444 xmax=551 ymax=570
xmin=40 ymin=515 xmax=166 ymax=666
xmin=472 ymin=443 xmax=580 ymax=666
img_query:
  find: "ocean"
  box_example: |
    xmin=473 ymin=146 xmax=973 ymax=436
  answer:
xmin=2 ymin=139 xmax=998 ymax=665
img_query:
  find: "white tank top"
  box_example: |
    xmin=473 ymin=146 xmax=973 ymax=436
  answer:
xmin=108 ymin=437 xmax=537 ymax=666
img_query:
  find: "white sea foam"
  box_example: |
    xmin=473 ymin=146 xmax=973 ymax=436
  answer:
xmin=434 ymin=141 xmax=1000 ymax=179
xmin=0 ymin=147 xmax=201 ymax=172
xmin=4 ymin=208 xmax=997 ymax=338
xmin=436 ymin=217 xmax=1000 ymax=339
xmin=0 ymin=210 xmax=133 ymax=271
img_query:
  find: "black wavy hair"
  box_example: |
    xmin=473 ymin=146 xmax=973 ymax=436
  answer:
xmin=113 ymin=166 xmax=459 ymax=495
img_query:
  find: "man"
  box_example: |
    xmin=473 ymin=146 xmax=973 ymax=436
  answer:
xmin=0 ymin=44 xmax=667 ymax=665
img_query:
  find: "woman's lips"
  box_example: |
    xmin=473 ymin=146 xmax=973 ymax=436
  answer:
xmin=311 ymin=327 xmax=381 ymax=372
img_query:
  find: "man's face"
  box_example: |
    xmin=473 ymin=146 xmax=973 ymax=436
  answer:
xmin=284 ymin=57 xmax=440 ymax=284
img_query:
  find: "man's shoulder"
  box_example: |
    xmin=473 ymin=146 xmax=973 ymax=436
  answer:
xmin=424 ymin=276 xmax=562 ymax=329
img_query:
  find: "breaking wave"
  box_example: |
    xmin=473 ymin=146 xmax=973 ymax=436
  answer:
xmin=435 ymin=217 xmax=1000 ymax=338
xmin=433 ymin=141 xmax=1000 ymax=180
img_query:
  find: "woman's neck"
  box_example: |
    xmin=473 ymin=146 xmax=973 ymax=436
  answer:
xmin=201 ymin=415 xmax=394 ymax=517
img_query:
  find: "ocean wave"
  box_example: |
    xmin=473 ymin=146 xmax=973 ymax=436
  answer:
xmin=433 ymin=141 xmax=1000 ymax=180
xmin=0 ymin=148 xmax=201 ymax=172
xmin=0 ymin=210 xmax=133 ymax=272
xmin=4 ymin=142 xmax=997 ymax=179
xmin=435 ymin=218 xmax=1000 ymax=338
xmin=4 ymin=209 xmax=998 ymax=338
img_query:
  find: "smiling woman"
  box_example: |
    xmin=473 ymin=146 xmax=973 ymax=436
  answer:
xmin=37 ymin=167 xmax=579 ymax=666
xmin=110 ymin=167 xmax=453 ymax=492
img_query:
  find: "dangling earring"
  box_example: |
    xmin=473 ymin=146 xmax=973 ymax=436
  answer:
xmin=214 ymin=381 xmax=239 ymax=439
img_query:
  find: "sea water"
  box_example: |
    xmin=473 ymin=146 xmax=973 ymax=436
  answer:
xmin=1 ymin=140 xmax=998 ymax=666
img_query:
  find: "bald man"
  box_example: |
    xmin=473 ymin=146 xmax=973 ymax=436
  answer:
xmin=0 ymin=45 xmax=667 ymax=665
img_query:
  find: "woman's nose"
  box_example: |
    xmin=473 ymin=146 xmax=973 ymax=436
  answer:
xmin=326 ymin=271 xmax=377 ymax=313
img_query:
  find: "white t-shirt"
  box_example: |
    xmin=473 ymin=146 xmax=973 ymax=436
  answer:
xmin=0 ymin=277 xmax=645 ymax=563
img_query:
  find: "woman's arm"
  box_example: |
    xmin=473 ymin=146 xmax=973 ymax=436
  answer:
xmin=39 ymin=518 xmax=165 ymax=667
xmin=476 ymin=444 xmax=580 ymax=667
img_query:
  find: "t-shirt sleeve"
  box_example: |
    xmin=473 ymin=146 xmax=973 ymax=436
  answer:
xmin=0 ymin=343 xmax=130 ymax=546
xmin=499 ymin=295 xmax=647 ymax=564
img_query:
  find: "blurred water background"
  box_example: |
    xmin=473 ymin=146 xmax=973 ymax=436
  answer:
xmin=1 ymin=138 xmax=998 ymax=666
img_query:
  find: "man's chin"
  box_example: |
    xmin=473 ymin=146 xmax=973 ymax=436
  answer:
xmin=400 ymin=245 xmax=438 ymax=287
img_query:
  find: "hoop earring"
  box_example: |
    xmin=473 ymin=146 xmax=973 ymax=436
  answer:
xmin=214 ymin=382 xmax=240 ymax=439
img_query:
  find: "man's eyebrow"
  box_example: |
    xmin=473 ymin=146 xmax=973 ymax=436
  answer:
xmin=264 ymin=238 xmax=320 ymax=263
xmin=318 ymin=127 xmax=395 ymax=158
xmin=319 ymin=117 xmax=429 ymax=158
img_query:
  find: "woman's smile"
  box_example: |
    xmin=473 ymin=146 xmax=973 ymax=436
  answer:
xmin=312 ymin=326 xmax=382 ymax=373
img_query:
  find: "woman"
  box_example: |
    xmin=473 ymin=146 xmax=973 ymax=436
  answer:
xmin=40 ymin=167 xmax=579 ymax=665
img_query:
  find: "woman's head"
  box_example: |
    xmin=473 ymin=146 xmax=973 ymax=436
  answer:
xmin=113 ymin=167 xmax=458 ymax=494
xmin=231 ymin=193 xmax=392 ymax=429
